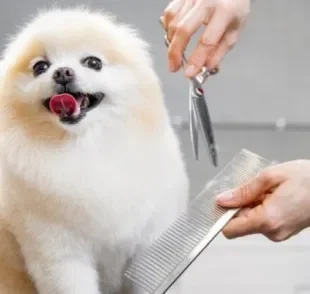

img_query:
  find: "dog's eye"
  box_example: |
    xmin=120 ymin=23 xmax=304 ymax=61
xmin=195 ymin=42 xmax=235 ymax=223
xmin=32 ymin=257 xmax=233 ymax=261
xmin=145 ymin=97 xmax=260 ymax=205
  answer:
xmin=33 ymin=61 xmax=50 ymax=77
xmin=82 ymin=56 xmax=102 ymax=71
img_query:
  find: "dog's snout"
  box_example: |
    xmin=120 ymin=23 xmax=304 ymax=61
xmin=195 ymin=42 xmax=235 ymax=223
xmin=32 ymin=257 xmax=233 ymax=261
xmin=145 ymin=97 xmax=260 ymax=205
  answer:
xmin=53 ymin=67 xmax=75 ymax=85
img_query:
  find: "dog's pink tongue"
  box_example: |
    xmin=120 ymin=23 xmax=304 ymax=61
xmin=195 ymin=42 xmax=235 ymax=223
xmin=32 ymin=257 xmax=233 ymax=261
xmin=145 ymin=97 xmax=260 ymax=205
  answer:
xmin=49 ymin=93 xmax=78 ymax=116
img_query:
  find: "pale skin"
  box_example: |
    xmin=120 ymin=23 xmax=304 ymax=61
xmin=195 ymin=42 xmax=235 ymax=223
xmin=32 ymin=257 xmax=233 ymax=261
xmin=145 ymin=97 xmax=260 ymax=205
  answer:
xmin=216 ymin=160 xmax=310 ymax=242
xmin=163 ymin=0 xmax=310 ymax=242
xmin=162 ymin=0 xmax=251 ymax=77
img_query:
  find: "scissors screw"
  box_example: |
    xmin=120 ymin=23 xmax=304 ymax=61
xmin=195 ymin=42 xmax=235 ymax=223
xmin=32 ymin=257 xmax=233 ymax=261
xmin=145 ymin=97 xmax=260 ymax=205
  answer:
xmin=195 ymin=87 xmax=204 ymax=96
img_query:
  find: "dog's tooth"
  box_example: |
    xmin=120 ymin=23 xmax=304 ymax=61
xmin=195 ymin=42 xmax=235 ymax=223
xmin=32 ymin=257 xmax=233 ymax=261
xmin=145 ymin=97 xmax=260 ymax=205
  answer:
xmin=81 ymin=96 xmax=90 ymax=108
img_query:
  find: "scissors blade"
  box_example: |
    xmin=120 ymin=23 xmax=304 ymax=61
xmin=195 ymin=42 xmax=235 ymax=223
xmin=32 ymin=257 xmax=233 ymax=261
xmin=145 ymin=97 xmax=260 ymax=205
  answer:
xmin=160 ymin=17 xmax=218 ymax=166
xmin=191 ymin=91 xmax=218 ymax=166
xmin=189 ymin=83 xmax=199 ymax=160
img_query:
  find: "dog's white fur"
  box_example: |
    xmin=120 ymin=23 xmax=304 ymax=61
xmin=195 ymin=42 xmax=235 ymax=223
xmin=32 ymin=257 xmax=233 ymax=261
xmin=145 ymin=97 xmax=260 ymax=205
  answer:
xmin=0 ymin=7 xmax=189 ymax=294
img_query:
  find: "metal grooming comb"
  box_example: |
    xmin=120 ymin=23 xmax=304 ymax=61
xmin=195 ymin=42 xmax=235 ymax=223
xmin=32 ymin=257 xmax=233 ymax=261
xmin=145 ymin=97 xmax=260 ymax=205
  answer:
xmin=159 ymin=19 xmax=218 ymax=166
xmin=124 ymin=149 xmax=274 ymax=294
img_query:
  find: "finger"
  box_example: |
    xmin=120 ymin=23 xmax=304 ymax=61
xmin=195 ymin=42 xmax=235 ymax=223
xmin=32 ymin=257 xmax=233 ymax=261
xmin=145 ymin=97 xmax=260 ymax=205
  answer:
xmin=163 ymin=0 xmax=185 ymax=29
xmin=216 ymin=165 xmax=286 ymax=208
xmin=205 ymin=29 xmax=239 ymax=69
xmin=222 ymin=205 xmax=266 ymax=239
xmin=264 ymin=231 xmax=291 ymax=243
xmin=168 ymin=1 xmax=209 ymax=72
xmin=184 ymin=5 xmax=234 ymax=77
xmin=167 ymin=0 xmax=194 ymax=41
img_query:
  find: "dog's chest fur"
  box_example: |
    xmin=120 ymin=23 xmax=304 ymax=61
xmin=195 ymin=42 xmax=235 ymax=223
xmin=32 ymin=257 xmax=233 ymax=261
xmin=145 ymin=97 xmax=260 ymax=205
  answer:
xmin=0 ymin=123 xmax=189 ymax=292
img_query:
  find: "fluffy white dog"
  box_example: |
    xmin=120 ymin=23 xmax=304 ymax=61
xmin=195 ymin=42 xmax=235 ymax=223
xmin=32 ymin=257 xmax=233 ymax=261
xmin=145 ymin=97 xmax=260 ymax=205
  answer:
xmin=0 ymin=7 xmax=189 ymax=294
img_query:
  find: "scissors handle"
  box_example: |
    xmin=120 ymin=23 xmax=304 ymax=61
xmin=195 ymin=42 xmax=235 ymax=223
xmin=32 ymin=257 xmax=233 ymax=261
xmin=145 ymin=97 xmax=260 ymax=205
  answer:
xmin=163 ymin=38 xmax=217 ymax=87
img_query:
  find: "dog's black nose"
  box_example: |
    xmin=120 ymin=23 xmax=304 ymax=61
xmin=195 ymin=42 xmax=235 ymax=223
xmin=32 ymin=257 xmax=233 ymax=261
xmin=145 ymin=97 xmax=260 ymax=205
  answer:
xmin=53 ymin=67 xmax=75 ymax=85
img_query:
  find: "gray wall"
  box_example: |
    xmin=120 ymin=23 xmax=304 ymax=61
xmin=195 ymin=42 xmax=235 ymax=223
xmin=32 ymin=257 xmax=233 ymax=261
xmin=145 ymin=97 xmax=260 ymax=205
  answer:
xmin=1 ymin=1 xmax=310 ymax=293
xmin=1 ymin=0 xmax=310 ymax=126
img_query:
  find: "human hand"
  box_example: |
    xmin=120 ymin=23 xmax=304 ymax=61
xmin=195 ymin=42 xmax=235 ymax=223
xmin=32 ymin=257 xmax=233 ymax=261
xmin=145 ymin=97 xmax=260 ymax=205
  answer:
xmin=216 ymin=160 xmax=310 ymax=242
xmin=161 ymin=0 xmax=251 ymax=77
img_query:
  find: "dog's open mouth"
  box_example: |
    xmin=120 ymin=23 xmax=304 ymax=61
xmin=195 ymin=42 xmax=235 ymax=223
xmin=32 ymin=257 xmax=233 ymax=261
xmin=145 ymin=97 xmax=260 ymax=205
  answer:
xmin=43 ymin=92 xmax=105 ymax=124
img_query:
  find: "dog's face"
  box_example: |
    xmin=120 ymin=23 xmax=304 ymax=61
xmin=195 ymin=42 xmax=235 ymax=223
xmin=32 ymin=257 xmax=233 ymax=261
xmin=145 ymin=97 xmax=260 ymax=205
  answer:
xmin=28 ymin=47 xmax=108 ymax=125
xmin=0 ymin=8 xmax=163 ymax=139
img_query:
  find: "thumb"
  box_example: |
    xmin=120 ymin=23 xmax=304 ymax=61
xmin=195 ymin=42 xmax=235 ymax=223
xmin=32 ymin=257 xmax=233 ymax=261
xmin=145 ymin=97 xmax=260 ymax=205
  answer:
xmin=216 ymin=167 xmax=282 ymax=207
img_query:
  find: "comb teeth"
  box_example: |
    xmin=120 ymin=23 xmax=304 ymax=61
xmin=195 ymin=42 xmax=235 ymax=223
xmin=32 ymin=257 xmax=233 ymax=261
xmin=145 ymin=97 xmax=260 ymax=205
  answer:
xmin=124 ymin=149 xmax=274 ymax=294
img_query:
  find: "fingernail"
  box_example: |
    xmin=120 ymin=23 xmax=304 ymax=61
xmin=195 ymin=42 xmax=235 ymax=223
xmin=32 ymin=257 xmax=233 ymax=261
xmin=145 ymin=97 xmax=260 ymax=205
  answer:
xmin=185 ymin=64 xmax=196 ymax=77
xmin=159 ymin=16 xmax=164 ymax=25
xmin=169 ymin=60 xmax=175 ymax=72
xmin=216 ymin=191 xmax=234 ymax=203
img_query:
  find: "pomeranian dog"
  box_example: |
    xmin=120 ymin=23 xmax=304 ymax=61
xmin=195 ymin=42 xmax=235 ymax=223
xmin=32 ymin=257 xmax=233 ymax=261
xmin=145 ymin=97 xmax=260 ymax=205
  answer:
xmin=0 ymin=6 xmax=189 ymax=294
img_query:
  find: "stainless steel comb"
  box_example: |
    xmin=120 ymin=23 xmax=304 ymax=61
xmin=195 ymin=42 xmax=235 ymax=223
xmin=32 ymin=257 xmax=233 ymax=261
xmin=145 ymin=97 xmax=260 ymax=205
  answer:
xmin=124 ymin=149 xmax=275 ymax=294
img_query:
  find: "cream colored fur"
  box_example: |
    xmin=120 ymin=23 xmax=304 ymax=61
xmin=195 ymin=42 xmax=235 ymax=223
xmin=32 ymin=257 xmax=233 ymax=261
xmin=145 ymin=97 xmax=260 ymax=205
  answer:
xmin=0 ymin=7 xmax=189 ymax=294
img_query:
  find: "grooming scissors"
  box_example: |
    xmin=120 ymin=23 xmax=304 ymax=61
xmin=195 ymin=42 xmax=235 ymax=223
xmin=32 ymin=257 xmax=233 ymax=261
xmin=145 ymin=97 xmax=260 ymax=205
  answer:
xmin=160 ymin=20 xmax=218 ymax=167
